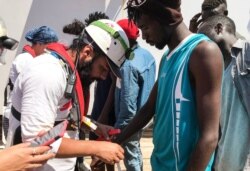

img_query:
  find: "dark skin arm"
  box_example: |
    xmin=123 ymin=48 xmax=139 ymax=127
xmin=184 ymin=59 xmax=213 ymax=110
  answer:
xmin=187 ymin=41 xmax=223 ymax=171
xmin=97 ymin=73 xmax=116 ymax=124
xmin=114 ymin=82 xmax=158 ymax=144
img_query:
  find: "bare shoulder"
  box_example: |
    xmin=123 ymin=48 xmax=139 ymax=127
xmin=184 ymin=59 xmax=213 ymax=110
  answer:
xmin=192 ymin=40 xmax=222 ymax=61
xmin=189 ymin=40 xmax=223 ymax=73
xmin=189 ymin=40 xmax=223 ymax=85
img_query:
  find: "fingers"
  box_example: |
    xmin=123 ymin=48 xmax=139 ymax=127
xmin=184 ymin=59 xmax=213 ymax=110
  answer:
xmin=110 ymin=144 xmax=124 ymax=164
xmin=116 ymin=150 xmax=124 ymax=160
xmin=31 ymin=152 xmax=55 ymax=163
xmin=113 ymin=157 xmax=120 ymax=164
xmin=95 ymin=123 xmax=113 ymax=140
xmin=25 ymin=163 xmax=44 ymax=169
xmin=29 ymin=146 xmax=55 ymax=161
xmin=28 ymin=146 xmax=51 ymax=156
xmin=24 ymin=148 xmax=55 ymax=170
xmin=116 ymin=145 xmax=124 ymax=159
xmin=101 ymin=129 xmax=110 ymax=140
xmin=197 ymin=19 xmax=203 ymax=25
xmin=191 ymin=12 xmax=202 ymax=21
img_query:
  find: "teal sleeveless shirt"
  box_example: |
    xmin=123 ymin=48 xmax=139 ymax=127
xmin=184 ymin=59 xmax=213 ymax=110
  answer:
xmin=151 ymin=34 xmax=214 ymax=171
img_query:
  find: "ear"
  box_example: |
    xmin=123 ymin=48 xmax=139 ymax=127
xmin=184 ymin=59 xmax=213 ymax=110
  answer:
xmin=81 ymin=44 xmax=94 ymax=62
xmin=224 ymin=10 xmax=228 ymax=16
xmin=214 ymin=23 xmax=223 ymax=35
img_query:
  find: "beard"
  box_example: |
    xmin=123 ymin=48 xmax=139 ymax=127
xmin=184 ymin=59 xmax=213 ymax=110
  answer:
xmin=77 ymin=60 xmax=94 ymax=96
xmin=155 ymin=41 xmax=167 ymax=50
xmin=155 ymin=36 xmax=169 ymax=50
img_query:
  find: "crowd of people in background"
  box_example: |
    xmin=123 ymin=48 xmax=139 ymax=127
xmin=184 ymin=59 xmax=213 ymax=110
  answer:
xmin=0 ymin=0 xmax=250 ymax=171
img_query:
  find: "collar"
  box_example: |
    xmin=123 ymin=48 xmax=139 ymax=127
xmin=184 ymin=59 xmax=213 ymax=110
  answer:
xmin=231 ymin=39 xmax=245 ymax=58
xmin=131 ymin=44 xmax=138 ymax=50
xmin=232 ymin=39 xmax=245 ymax=49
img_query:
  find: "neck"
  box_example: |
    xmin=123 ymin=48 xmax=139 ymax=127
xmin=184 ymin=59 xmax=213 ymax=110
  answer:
xmin=223 ymin=35 xmax=238 ymax=68
xmin=67 ymin=49 xmax=77 ymax=64
xmin=167 ymin=22 xmax=192 ymax=52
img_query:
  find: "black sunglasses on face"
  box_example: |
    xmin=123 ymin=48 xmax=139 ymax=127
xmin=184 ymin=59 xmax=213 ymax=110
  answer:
xmin=0 ymin=36 xmax=18 ymax=50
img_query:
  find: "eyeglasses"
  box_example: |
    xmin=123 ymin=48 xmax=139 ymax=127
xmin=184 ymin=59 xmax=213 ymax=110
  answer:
xmin=127 ymin=0 xmax=147 ymax=7
xmin=0 ymin=36 xmax=19 ymax=50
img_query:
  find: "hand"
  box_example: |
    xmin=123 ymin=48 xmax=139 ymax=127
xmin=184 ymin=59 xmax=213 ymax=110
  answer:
xmin=94 ymin=122 xmax=114 ymax=140
xmin=189 ymin=13 xmax=203 ymax=33
xmin=94 ymin=141 xmax=124 ymax=165
xmin=0 ymin=143 xmax=55 ymax=171
xmin=90 ymin=156 xmax=105 ymax=171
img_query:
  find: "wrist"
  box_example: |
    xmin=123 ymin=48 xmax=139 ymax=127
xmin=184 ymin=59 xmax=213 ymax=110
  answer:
xmin=81 ymin=117 xmax=98 ymax=131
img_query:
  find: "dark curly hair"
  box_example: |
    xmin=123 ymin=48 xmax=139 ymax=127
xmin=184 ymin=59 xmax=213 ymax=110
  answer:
xmin=63 ymin=11 xmax=110 ymax=51
xmin=63 ymin=19 xmax=85 ymax=36
xmin=84 ymin=11 xmax=109 ymax=26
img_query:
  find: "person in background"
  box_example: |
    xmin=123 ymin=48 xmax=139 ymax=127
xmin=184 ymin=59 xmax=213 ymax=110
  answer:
xmin=114 ymin=18 xmax=156 ymax=171
xmin=0 ymin=16 xmax=55 ymax=171
xmin=94 ymin=18 xmax=156 ymax=171
xmin=189 ymin=0 xmax=245 ymax=39
xmin=198 ymin=14 xmax=250 ymax=171
xmin=10 ymin=26 xmax=58 ymax=86
xmin=113 ymin=0 xmax=223 ymax=170
xmin=189 ymin=0 xmax=228 ymax=33
xmin=3 ymin=26 xmax=58 ymax=143
xmin=0 ymin=18 xmax=18 ymax=65
xmin=0 ymin=16 xmax=19 ymax=148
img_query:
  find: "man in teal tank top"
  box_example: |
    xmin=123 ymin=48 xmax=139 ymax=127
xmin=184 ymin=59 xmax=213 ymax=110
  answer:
xmin=114 ymin=0 xmax=223 ymax=170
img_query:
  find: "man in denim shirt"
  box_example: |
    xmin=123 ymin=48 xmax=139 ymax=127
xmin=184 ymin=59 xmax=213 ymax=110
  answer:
xmin=198 ymin=15 xmax=250 ymax=171
xmin=115 ymin=19 xmax=156 ymax=171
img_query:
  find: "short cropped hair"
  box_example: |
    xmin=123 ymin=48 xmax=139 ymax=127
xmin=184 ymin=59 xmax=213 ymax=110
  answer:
xmin=199 ymin=15 xmax=236 ymax=36
xmin=202 ymin=0 xmax=227 ymax=10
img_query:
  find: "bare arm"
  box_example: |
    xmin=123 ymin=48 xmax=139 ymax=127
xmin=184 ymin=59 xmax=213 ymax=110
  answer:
xmin=114 ymin=81 xmax=158 ymax=144
xmin=97 ymin=74 xmax=116 ymax=124
xmin=56 ymin=138 xmax=124 ymax=164
xmin=187 ymin=41 xmax=223 ymax=171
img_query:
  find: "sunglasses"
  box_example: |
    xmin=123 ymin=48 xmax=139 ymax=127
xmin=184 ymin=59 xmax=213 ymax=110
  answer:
xmin=0 ymin=36 xmax=19 ymax=50
xmin=127 ymin=0 xmax=147 ymax=7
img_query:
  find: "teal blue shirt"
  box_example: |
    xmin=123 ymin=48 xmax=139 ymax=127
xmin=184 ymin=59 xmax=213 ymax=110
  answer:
xmin=151 ymin=34 xmax=214 ymax=171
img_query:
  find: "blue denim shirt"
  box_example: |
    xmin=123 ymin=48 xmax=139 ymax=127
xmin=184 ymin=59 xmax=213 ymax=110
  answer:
xmin=232 ymin=39 xmax=250 ymax=116
xmin=214 ymin=39 xmax=250 ymax=171
xmin=114 ymin=45 xmax=156 ymax=128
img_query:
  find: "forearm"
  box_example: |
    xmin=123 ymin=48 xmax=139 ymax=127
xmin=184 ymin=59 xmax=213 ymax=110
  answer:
xmin=115 ymin=82 xmax=157 ymax=144
xmin=56 ymin=137 xmax=124 ymax=165
xmin=56 ymin=138 xmax=96 ymax=157
xmin=97 ymin=79 xmax=116 ymax=124
xmin=186 ymin=134 xmax=218 ymax=171
xmin=115 ymin=104 xmax=154 ymax=144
